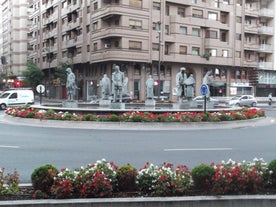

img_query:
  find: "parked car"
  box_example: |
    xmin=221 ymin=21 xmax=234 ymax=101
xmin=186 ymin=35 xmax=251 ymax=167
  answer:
xmin=192 ymin=96 xmax=219 ymax=107
xmin=109 ymin=94 xmax=133 ymax=103
xmin=226 ymin=95 xmax=257 ymax=107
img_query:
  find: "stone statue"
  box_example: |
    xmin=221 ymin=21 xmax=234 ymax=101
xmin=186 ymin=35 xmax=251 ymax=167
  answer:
xmin=122 ymin=77 xmax=128 ymax=94
xmin=202 ymin=70 xmax=212 ymax=99
xmin=100 ymin=74 xmax=111 ymax=100
xmin=176 ymin=67 xmax=187 ymax=102
xmin=184 ymin=74 xmax=195 ymax=101
xmin=146 ymin=75 xmax=154 ymax=99
xmin=112 ymin=64 xmax=124 ymax=102
xmin=66 ymin=67 xmax=78 ymax=101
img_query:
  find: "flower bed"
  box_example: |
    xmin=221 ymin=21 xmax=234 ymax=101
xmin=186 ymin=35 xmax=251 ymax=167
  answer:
xmin=28 ymin=158 xmax=276 ymax=199
xmin=1 ymin=158 xmax=276 ymax=200
xmin=4 ymin=106 xmax=265 ymax=122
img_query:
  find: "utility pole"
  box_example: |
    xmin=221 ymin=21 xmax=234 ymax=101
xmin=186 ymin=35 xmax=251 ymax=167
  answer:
xmin=157 ymin=21 xmax=161 ymax=100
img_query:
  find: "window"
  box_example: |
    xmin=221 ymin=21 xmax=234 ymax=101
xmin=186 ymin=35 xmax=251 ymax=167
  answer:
xmin=236 ymin=33 xmax=241 ymax=40
xmin=165 ymin=5 xmax=170 ymax=16
xmin=208 ymin=12 xmax=217 ymax=20
xmin=222 ymin=50 xmax=228 ymax=57
xmin=129 ymin=41 xmax=142 ymax=50
xmin=206 ymin=30 xmax=217 ymax=39
xmin=192 ymin=47 xmax=200 ymax=55
xmin=221 ymin=12 xmax=227 ymax=24
xmin=235 ymin=51 xmax=241 ymax=58
xmin=210 ymin=49 xmax=217 ymax=56
xmin=178 ymin=7 xmax=185 ymax=17
xmin=179 ymin=26 xmax=187 ymax=35
xmin=236 ymin=16 xmax=242 ymax=23
xmin=152 ymin=43 xmax=159 ymax=51
xmin=179 ymin=46 xmax=187 ymax=54
xmin=130 ymin=0 xmax=142 ymax=8
xmin=192 ymin=9 xmax=203 ymax=18
xmin=92 ymin=22 xmax=98 ymax=31
xmin=152 ymin=22 xmax=161 ymax=31
xmin=192 ymin=28 xmax=200 ymax=36
xmin=87 ymin=45 xmax=90 ymax=52
xmin=93 ymin=2 xmax=98 ymax=10
xmin=93 ymin=42 xmax=98 ymax=51
xmin=129 ymin=19 xmax=142 ymax=29
xmin=87 ymin=6 xmax=90 ymax=13
xmin=153 ymin=2 xmax=160 ymax=10
xmin=165 ymin=25 xmax=169 ymax=35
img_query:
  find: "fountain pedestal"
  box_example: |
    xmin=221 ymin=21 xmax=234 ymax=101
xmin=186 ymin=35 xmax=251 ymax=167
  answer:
xmin=145 ymin=99 xmax=156 ymax=109
xmin=99 ymin=100 xmax=111 ymax=108
xmin=110 ymin=102 xmax=125 ymax=109
xmin=173 ymin=100 xmax=190 ymax=109
xmin=62 ymin=100 xmax=78 ymax=108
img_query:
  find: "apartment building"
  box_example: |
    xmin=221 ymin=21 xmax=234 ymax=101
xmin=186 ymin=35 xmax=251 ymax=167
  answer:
xmin=0 ymin=0 xmax=29 ymax=87
xmin=25 ymin=0 xmax=275 ymax=101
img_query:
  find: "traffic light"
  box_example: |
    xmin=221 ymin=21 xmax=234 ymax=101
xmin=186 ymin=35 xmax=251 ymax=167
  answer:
xmin=248 ymin=69 xmax=259 ymax=86
xmin=154 ymin=80 xmax=159 ymax=86
xmin=15 ymin=81 xmax=21 ymax=87
xmin=89 ymin=80 xmax=93 ymax=86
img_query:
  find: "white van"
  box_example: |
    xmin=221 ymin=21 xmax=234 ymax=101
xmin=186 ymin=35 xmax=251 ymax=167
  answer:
xmin=0 ymin=89 xmax=34 ymax=110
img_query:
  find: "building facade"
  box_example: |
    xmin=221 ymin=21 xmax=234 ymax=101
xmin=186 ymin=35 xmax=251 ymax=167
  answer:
xmin=0 ymin=0 xmax=29 ymax=87
xmin=16 ymin=0 xmax=276 ymax=100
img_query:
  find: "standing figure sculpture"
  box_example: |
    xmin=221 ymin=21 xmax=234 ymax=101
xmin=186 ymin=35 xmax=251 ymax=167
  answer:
xmin=66 ymin=68 xmax=78 ymax=101
xmin=176 ymin=67 xmax=187 ymax=102
xmin=202 ymin=70 xmax=212 ymax=99
xmin=184 ymin=74 xmax=195 ymax=101
xmin=146 ymin=75 xmax=154 ymax=99
xmin=112 ymin=64 xmax=125 ymax=102
xmin=100 ymin=74 xmax=111 ymax=100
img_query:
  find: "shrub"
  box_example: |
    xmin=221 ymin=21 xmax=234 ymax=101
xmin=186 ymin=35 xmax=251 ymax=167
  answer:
xmin=0 ymin=168 xmax=20 ymax=195
xmin=116 ymin=164 xmax=137 ymax=192
xmin=84 ymin=113 xmax=93 ymax=121
xmin=211 ymin=158 xmax=269 ymax=195
xmin=137 ymin=162 xmax=192 ymax=196
xmin=109 ymin=114 xmax=119 ymax=122
xmin=31 ymin=164 xmax=58 ymax=194
xmin=268 ymin=159 xmax=276 ymax=188
xmin=191 ymin=164 xmax=214 ymax=192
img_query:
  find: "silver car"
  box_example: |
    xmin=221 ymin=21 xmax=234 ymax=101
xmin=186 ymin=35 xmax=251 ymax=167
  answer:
xmin=192 ymin=96 xmax=219 ymax=107
xmin=226 ymin=95 xmax=257 ymax=107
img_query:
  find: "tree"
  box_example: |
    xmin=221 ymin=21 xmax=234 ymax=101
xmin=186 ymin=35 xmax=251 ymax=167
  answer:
xmin=22 ymin=62 xmax=44 ymax=90
xmin=55 ymin=61 xmax=70 ymax=86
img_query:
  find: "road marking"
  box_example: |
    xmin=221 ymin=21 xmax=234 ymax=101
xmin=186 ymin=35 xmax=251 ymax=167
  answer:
xmin=164 ymin=148 xmax=232 ymax=151
xmin=0 ymin=145 xmax=20 ymax=149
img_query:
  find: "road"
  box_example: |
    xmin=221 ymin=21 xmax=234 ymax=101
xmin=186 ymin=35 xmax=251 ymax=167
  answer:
xmin=0 ymin=108 xmax=276 ymax=183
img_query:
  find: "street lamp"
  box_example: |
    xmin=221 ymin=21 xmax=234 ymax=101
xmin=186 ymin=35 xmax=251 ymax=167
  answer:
xmin=157 ymin=21 xmax=161 ymax=100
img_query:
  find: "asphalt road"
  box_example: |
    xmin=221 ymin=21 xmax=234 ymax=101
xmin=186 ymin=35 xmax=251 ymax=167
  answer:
xmin=0 ymin=108 xmax=276 ymax=183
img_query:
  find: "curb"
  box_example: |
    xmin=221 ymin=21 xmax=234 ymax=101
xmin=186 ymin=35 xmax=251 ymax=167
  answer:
xmin=1 ymin=114 xmax=275 ymax=131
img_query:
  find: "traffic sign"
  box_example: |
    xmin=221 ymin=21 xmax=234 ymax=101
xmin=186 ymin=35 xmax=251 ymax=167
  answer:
xmin=36 ymin=84 xmax=45 ymax=94
xmin=200 ymin=84 xmax=208 ymax=96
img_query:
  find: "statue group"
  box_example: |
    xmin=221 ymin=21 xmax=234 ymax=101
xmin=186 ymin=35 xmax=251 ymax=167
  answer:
xmin=176 ymin=67 xmax=195 ymax=102
xmin=66 ymin=64 xmax=212 ymax=104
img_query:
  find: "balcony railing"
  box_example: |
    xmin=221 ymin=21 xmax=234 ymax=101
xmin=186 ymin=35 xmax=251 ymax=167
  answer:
xmin=257 ymin=62 xmax=273 ymax=70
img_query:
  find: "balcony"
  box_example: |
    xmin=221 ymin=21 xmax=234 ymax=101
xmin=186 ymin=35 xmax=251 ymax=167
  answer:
xmin=259 ymin=8 xmax=274 ymax=18
xmin=258 ymin=44 xmax=273 ymax=53
xmin=244 ymin=24 xmax=258 ymax=34
xmin=258 ymin=62 xmax=273 ymax=70
xmin=91 ymin=49 xmax=150 ymax=63
xmin=258 ymin=26 xmax=274 ymax=35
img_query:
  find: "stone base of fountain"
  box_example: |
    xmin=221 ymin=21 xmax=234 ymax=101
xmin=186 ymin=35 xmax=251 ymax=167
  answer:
xmin=173 ymin=101 xmax=190 ymax=109
xmin=99 ymin=100 xmax=111 ymax=108
xmin=145 ymin=99 xmax=156 ymax=109
xmin=62 ymin=100 xmax=78 ymax=108
xmin=110 ymin=102 xmax=125 ymax=109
